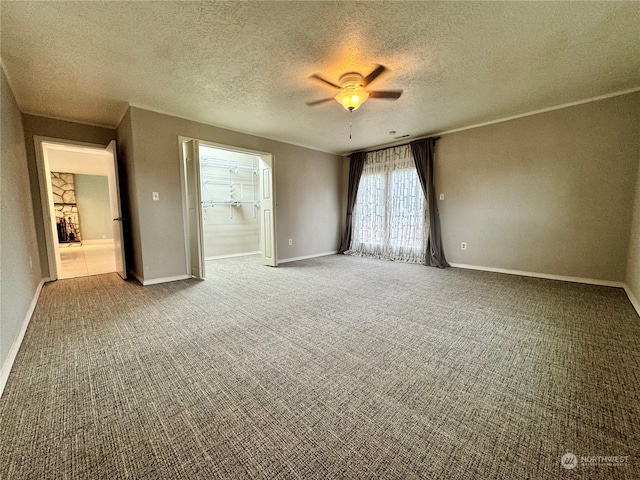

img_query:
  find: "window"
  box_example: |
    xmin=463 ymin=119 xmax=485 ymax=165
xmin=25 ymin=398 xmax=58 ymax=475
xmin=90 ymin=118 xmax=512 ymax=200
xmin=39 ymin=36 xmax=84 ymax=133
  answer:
xmin=348 ymin=145 xmax=425 ymax=263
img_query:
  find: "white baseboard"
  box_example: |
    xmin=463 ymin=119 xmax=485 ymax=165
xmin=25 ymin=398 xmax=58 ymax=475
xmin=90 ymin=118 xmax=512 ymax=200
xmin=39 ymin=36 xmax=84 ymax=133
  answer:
xmin=205 ymin=251 xmax=260 ymax=261
xmin=278 ymin=250 xmax=339 ymax=264
xmin=128 ymin=269 xmax=144 ymax=285
xmin=0 ymin=278 xmax=47 ymax=399
xmin=448 ymin=263 xmax=625 ymax=288
xmin=129 ymin=269 xmax=193 ymax=286
xmin=623 ymin=285 xmax=640 ymax=318
xmin=142 ymin=274 xmax=192 ymax=286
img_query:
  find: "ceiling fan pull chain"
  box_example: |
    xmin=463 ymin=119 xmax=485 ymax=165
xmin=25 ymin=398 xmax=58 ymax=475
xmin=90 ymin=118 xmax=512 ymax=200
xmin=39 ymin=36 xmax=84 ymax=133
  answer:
xmin=349 ymin=111 xmax=352 ymax=140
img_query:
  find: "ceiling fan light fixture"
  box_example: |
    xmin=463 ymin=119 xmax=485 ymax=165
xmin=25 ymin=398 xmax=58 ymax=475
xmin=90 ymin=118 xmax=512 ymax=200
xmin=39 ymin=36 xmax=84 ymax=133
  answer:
xmin=308 ymin=66 xmax=400 ymax=111
xmin=334 ymin=86 xmax=369 ymax=111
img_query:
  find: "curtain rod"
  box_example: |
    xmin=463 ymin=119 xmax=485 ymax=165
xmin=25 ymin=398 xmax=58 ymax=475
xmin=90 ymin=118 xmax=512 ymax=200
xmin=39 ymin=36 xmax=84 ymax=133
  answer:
xmin=348 ymin=136 xmax=440 ymax=157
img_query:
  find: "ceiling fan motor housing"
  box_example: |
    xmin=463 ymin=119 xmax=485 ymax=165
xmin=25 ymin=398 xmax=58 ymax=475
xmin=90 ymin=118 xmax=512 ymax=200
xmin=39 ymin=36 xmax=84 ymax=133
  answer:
xmin=339 ymin=73 xmax=365 ymax=89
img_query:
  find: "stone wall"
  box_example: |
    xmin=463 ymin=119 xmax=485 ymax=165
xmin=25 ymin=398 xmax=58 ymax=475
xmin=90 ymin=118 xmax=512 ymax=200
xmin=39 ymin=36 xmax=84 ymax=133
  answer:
xmin=50 ymin=172 xmax=81 ymax=243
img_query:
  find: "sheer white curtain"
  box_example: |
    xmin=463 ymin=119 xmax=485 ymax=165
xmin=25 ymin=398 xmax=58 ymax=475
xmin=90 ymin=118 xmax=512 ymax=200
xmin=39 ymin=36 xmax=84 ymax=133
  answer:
xmin=347 ymin=145 xmax=426 ymax=263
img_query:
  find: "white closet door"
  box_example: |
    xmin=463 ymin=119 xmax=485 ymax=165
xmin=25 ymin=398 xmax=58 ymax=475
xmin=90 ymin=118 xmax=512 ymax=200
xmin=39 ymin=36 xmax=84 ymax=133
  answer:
xmin=185 ymin=140 xmax=205 ymax=278
xmin=106 ymin=140 xmax=127 ymax=279
xmin=259 ymin=156 xmax=277 ymax=266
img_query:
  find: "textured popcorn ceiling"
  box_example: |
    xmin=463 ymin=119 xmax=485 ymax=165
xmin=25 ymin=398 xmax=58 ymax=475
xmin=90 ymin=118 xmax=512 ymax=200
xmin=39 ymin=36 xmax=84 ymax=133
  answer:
xmin=2 ymin=1 xmax=639 ymax=154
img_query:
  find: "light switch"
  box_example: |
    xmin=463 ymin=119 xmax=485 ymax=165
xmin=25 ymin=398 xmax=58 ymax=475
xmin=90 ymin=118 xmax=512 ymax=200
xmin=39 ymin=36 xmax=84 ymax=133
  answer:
xmin=152 ymin=192 xmax=159 ymax=201
xmin=439 ymin=194 xmax=444 ymax=200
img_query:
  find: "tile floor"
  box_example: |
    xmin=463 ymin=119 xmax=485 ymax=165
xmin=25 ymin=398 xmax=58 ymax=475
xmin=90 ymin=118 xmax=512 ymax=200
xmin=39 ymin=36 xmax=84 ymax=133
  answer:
xmin=58 ymin=241 xmax=117 ymax=279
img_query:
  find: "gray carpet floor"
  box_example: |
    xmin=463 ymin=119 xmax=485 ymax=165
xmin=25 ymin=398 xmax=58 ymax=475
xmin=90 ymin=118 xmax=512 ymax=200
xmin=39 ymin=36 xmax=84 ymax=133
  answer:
xmin=1 ymin=254 xmax=639 ymax=479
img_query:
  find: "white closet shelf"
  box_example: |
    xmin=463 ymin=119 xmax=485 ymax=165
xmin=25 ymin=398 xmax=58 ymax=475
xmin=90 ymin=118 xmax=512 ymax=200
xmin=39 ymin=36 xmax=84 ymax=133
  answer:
xmin=202 ymin=200 xmax=260 ymax=208
xmin=202 ymin=180 xmax=236 ymax=186
xmin=200 ymin=156 xmax=258 ymax=174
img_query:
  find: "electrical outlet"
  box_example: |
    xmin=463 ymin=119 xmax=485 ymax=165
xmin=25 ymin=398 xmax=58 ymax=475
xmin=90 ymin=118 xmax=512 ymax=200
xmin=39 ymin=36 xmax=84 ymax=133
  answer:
xmin=152 ymin=191 xmax=160 ymax=201
xmin=461 ymin=242 xmax=467 ymax=250
xmin=288 ymin=239 xmax=293 ymax=246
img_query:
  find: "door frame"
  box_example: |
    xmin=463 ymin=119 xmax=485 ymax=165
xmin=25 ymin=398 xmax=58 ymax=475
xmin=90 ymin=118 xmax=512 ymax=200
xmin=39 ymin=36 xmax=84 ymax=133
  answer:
xmin=182 ymin=139 xmax=205 ymax=279
xmin=34 ymin=136 xmax=125 ymax=280
xmin=178 ymin=136 xmax=278 ymax=277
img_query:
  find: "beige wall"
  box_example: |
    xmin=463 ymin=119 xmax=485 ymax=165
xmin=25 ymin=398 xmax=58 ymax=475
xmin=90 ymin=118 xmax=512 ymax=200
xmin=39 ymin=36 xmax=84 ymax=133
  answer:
xmin=22 ymin=114 xmax=116 ymax=277
xmin=1 ymin=69 xmax=43 ymax=376
xmin=626 ymin=149 xmax=640 ymax=301
xmin=75 ymin=175 xmax=113 ymax=240
xmin=436 ymin=92 xmax=640 ymax=282
xmin=118 ymin=107 xmax=345 ymax=282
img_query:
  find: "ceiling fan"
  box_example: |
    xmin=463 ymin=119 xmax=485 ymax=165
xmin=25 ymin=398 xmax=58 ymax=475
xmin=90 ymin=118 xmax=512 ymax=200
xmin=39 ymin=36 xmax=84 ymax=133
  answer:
xmin=306 ymin=64 xmax=402 ymax=111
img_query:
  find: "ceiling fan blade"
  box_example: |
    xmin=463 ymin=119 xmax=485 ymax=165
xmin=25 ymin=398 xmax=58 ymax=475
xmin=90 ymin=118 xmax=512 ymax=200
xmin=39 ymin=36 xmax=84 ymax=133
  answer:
xmin=362 ymin=64 xmax=386 ymax=86
xmin=306 ymin=98 xmax=334 ymax=106
xmin=310 ymin=74 xmax=341 ymax=89
xmin=368 ymin=90 xmax=403 ymax=99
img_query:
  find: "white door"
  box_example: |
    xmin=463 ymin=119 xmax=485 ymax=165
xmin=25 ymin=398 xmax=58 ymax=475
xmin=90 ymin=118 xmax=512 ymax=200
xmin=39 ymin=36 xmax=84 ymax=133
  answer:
xmin=185 ymin=140 xmax=205 ymax=278
xmin=259 ymin=156 xmax=277 ymax=266
xmin=105 ymin=140 xmax=127 ymax=279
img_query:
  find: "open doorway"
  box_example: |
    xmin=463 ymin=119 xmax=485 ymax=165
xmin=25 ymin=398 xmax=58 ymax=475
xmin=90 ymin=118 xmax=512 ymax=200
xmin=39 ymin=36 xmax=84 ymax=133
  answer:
xmin=49 ymin=170 xmax=115 ymax=278
xmin=35 ymin=138 xmax=127 ymax=281
xmin=180 ymin=138 xmax=277 ymax=279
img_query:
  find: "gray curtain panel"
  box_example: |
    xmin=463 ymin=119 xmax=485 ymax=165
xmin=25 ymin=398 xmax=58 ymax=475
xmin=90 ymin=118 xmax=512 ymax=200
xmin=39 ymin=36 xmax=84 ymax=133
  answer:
xmin=338 ymin=152 xmax=367 ymax=253
xmin=410 ymin=138 xmax=449 ymax=268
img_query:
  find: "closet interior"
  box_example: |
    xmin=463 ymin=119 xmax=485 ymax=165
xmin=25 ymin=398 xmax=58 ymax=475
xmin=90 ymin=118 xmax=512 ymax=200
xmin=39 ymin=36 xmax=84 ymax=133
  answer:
xmin=199 ymin=145 xmax=260 ymax=259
